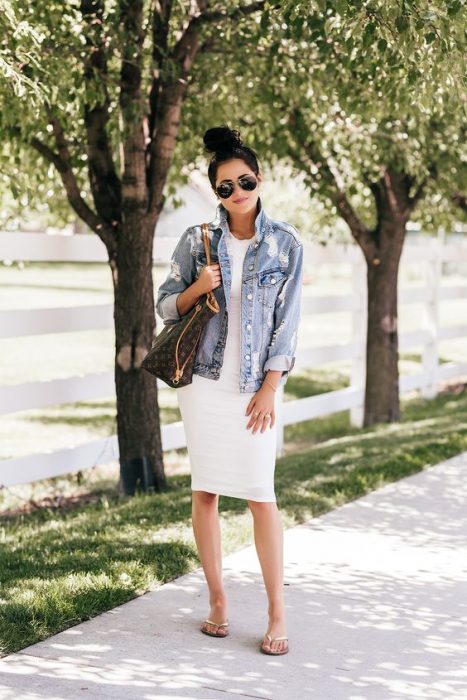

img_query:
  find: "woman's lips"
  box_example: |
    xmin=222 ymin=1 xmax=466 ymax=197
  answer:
xmin=233 ymin=197 xmax=247 ymax=203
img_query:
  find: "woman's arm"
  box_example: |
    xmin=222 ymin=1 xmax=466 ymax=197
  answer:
xmin=262 ymin=240 xmax=304 ymax=384
xmin=175 ymin=278 xmax=204 ymax=317
xmin=156 ymin=227 xmax=196 ymax=323
xmin=156 ymin=226 xmax=222 ymax=323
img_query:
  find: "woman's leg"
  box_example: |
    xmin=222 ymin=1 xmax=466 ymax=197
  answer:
xmin=192 ymin=490 xmax=228 ymax=634
xmin=247 ymin=500 xmax=288 ymax=653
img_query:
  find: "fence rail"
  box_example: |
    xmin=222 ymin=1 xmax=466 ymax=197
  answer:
xmin=1 ymin=234 xmax=466 ymax=487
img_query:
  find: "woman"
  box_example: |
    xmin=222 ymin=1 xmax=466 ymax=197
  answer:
xmin=156 ymin=125 xmax=303 ymax=656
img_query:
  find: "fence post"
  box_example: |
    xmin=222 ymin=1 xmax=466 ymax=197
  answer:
xmin=421 ymin=241 xmax=441 ymax=399
xmin=350 ymin=253 xmax=367 ymax=427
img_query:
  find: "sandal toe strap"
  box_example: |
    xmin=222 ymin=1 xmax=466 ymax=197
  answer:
xmin=204 ymin=619 xmax=229 ymax=627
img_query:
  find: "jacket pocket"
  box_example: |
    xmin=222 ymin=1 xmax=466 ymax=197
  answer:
xmin=257 ymin=267 xmax=288 ymax=308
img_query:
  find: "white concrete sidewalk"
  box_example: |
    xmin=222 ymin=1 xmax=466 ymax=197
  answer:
xmin=1 ymin=451 xmax=467 ymax=700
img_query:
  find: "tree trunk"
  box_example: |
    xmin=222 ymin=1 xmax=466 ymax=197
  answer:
xmin=364 ymin=222 xmax=406 ymax=425
xmin=112 ymin=214 xmax=166 ymax=495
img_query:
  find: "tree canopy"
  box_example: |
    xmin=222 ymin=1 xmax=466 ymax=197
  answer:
xmin=177 ymin=0 xmax=466 ymax=233
xmin=1 ymin=1 xmax=465 ymax=233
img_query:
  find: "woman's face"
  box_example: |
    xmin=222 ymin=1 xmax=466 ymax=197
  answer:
xmin=214 ymin=158 xmax=262 ymax=216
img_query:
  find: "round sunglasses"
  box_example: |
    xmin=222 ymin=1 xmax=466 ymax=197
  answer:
xmin=215 ymin=174 xmax=258 ymax=200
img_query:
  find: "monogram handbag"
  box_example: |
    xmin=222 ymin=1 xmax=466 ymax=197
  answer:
xmin=141 ymin=223 xmax=220 ymax=388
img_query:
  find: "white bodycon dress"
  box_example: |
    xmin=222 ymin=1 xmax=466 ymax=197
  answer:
xmin=176 ymin=230 xmax=278 ymax=502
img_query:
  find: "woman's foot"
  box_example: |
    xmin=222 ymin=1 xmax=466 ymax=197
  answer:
xmin=200 ymin=598 xmax=229 ymax=636
xmin=261 ymin=611 xmax=288 ymax=654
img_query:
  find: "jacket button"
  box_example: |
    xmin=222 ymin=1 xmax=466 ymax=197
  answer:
xmin=246 ymin=324 xmax=251 ymax=330
xmin=248 ymin=265 xmax=254 ymax=270
xmin=254 ymin=242 xmax=259 ymax=248
xmin=271 ymin=277 xmax=276 ymax=284
xmin=245 ymin=354 xmax=250 ymax=360
xmin=247 ymin=293 xmax=252 ymax=300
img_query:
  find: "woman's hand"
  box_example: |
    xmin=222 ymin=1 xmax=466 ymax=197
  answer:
xmin=175 ymin=264 xmax=221 ymax=318
xmin=196 ymin=263 xmax=222 ymax=294
xmin=245 ymin=385 xmax=276 ymax=434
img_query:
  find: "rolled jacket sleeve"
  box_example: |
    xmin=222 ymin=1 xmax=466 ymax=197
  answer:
xmin=156 ymin=227 xmax=196 ymax=324
xmin=263 ymin=240 xmax=304 ymax=383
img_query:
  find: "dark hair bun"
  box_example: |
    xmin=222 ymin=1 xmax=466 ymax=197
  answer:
xmin=203 ymin=125 xmax=243 ymax=154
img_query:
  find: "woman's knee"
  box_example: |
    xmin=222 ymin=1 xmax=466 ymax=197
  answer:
xmin=247 ymin=499 xmax=278 ymax=514
xmin=192 ymin=490 xmax=219 ymax=506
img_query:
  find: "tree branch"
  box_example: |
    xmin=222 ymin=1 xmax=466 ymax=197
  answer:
xmin=31 ymin=124 xmax=117 ymax=257
xmin=148 ymin=0 xmax=173 ymax=139
xmin=146 ymin=0 xmax=271 ymax=217
xmin=170 ymin=1 xmax=267 ymax=65
xmin=119 ymin=0 xmax=148 ymax=209
xmin=81 ymin=0 xmax=122 ymax=223
xmin=288 ymin=107 xmax=377 ymax=261
xmin=452 ymin=192 xmax=467 ymax=214
xmin=30 ymin=137 xmax=62 ymax=171
xmin=407 ymin=175 xmax=428 ymax=209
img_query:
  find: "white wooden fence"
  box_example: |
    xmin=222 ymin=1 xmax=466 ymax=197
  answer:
xmin=1 ymin=232 xmax=467 ymax=487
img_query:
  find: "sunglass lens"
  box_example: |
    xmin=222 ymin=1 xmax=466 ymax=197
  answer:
xmin=216 ymin=183 xmax=234 ymax=199
xmin=239 ymin=176 xmax=257 ymax=191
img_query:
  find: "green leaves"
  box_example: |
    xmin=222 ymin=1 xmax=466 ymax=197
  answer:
xmin=0 ymin=0 xmax=45 ymax=99
xmin=395 ymin=14 xmax=409 ymax=33
xmin=447 ymin=0 xmax=463 ymax=16
xmin=362 ymin=21 xmax=376 ymax=48
xmin=0 ymin=0 xmax=464 ymax=233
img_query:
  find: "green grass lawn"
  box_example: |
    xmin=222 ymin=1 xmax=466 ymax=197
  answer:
xmin=1 ymin=369 xmax=466 ymax=657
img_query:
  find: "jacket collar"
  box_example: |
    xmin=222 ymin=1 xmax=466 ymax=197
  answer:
xmin=210 ymin=196 xmax=271 ymax=244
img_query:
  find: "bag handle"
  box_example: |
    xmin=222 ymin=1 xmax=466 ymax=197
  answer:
xmin=201 ymin=223 xmax=211 ymax=264
xmin=200 ymin=222 xmax=220 ymax=314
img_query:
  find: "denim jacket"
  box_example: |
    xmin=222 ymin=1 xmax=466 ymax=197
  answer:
xmin=155 ymin=197 xmax=303 ymax=392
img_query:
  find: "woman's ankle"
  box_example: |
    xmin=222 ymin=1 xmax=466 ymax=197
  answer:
xmin=268 ymin=601 xmax=285 ymax=619
xmin=210 ymin=593 xmax=227 ymax=608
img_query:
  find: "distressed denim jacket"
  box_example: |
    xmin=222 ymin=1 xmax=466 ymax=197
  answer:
xmin=155 ymin=197 xmax=303 ymax=393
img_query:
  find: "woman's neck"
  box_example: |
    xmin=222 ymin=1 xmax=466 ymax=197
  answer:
xmin=227 ymin=203 xmax=258 ymax=239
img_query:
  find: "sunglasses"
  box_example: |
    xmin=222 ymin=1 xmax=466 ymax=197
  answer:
xmin=215 ymin=174 xmax=258 ymax=199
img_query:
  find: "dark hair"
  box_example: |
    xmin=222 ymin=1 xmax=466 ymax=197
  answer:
xmin=203 ymin=125 xmax=260 ymax=191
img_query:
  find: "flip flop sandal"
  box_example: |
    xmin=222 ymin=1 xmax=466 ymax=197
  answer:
xmin=200 ymin=619 xmax=230 ymax=637
xmin=260 ymin=634 xmax=289 ymax=655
